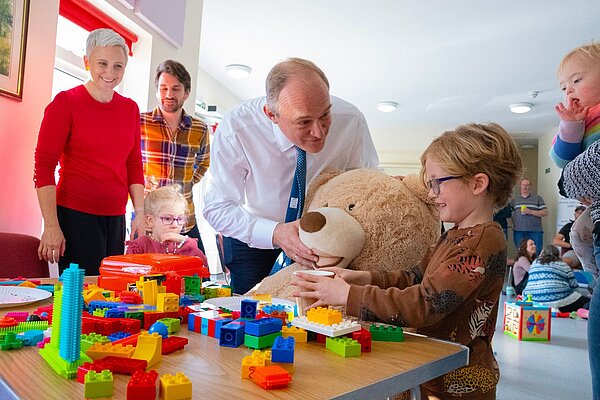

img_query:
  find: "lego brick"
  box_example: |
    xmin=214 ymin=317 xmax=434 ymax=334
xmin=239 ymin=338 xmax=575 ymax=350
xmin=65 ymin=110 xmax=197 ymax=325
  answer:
xmin=127 ymin=370 xmax=158 ymax=400
xmin=271 ymin=336 xmax=295 ymax=363
xmin=111 ymin=332 xmax=141 ymax=347
xmin=131 ymin=332 xmax=163 ymax=368
xmin=214 ymin=317 xmax=232 ymax=339
xmin=84 ymin=369 xmax=113 ymax=398
xmin=4 ymin=312 xmax=28 ymax=322
xmin=160 ymin=372 xmax=192 ymax=400
xmin=0 ymin=332 xmax=23 ymax=350
xmin=306 ymin=307 xmax=343 ymax=326
xmin=244 ymin=318 xmax=283 ymax=337
xmin=16 ymin=330 xmax=44 ymax=346
xmin=219 ymin=322 xmax=245 ymax=348
xmin=77 ymin=361 xmax=106 ymax=383
xmin=161 ymin=336 xmax=189 ymax=355
xmin=96 ymin=356 xmax=147 ymax=375
xmin=369 ymin=324 xmax=404 ymax=342
xmin=351 ymin=328 xmax=372 ymax=352
xmin=326 ymin=337 xmax=361 ymax=357
xmin=281 ymin=326 xmax=307 ymax=342
xmin=291 ymin=316 xmax=361 ymax=337
xmin=157 ymin=293 xmax=180 ymax=313
xmin=241 ymin=350 xmax=270 ymax=378
xmin=184 ymin=276 xmax=201 ymax=295
xmin=244 ymin=331 xmax=281 ymax=349
xmin=119 ymin=291 xmax=143 ymax=304
xmin=240 ymin=299 xmax=259 ymax=319
xmin=249 ymin=365 xmax=292 ymax=390
xmin=86 ymin=342 xmax=135 ymax=360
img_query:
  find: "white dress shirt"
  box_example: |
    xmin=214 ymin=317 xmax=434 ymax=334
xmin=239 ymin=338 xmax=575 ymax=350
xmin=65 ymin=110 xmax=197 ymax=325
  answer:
xmin=203 ymin=95 xmax=379 ymax=249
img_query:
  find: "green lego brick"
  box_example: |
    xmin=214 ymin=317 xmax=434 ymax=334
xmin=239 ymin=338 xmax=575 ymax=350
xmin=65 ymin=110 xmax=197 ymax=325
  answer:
xmin=369 ymin=324 xmax=404 ymax=342
xmin=80 ymin=333 xmax=110 ymax=353
xmin=326 ymin=337 xmax=361 ymax=357
xmin=84 ymin=369 xmax=113 ymax=398
xmin=184 ymin=276 xmax=201 ymax=295
xmin=244 ymin=331 xmax=281 ymax=349
xmin=158 ymin=317 xmax=181 ymax=334
xmin=124 ymin=311 xmax=145 ymax=325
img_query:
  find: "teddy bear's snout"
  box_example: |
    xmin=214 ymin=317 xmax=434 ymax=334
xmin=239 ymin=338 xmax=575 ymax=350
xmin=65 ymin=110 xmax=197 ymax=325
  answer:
xmin=300 ymin=211 xmax=326 ymax=233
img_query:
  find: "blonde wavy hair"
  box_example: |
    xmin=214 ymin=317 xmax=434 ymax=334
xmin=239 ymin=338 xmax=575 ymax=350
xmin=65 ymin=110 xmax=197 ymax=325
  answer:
xmin=144 ymin=185 xmax=186 ymax=216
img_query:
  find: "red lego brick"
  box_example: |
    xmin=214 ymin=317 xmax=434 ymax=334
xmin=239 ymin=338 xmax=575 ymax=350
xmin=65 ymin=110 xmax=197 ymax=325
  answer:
xmin=161 ymin=336 xmax=189 ymax=355
xmin=351 ymin=328 xmax=372 ymax=353
xmin=96 ymin=356 xmax=147 ymax=375
xmin=76 ymin=362 xmax=106 ymax=384
xmin=119 ymin=291 xmax=143 ymax=304
xmin=127 ymin=370 xmax=158 ymax=400
xmin=143 ymin=311 xmax=178 ymax=330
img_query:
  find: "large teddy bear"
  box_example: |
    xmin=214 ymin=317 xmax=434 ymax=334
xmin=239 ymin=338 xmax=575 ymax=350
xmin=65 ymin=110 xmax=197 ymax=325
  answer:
xmin=247 ymin=168 xmax=441 ymax=300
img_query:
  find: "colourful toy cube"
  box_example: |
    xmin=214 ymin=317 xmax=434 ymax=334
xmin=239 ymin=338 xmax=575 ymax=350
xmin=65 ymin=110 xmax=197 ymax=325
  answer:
xmin=503 ymin=300 xmax=551 ymax=341
xmin=157 ymin=293 xmax=180 ymax=312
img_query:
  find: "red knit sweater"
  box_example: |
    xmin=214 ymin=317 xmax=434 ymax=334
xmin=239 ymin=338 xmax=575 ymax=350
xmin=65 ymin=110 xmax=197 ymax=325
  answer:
xmin=34 ymin=85 xmax=144 ymax=215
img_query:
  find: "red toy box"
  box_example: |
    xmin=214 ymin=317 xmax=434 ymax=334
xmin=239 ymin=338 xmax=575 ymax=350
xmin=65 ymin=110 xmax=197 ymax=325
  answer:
xmin=98 ymin=254 xmax=209 ymax=293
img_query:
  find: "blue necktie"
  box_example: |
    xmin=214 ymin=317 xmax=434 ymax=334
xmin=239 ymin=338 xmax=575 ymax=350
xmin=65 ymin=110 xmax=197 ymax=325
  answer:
xmin=270 ymin=146 xmax=306 ymax=275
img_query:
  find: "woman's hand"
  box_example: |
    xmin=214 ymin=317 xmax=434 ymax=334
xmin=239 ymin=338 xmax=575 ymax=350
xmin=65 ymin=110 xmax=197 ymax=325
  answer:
xmin=292 ymin=272 xmax=351 ymax=310
xmin=319 ymin=267 xmax=371 ymax=285
xmin=130 ymin=211 xmax=146 ymax=240
xmin=38 ymin=225 xmax=65 ymax=263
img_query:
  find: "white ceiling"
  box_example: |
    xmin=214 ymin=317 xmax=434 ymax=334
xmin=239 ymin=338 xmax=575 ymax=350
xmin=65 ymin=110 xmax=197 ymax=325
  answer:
xmin=198 ymin=0 xmax=600 ymax=153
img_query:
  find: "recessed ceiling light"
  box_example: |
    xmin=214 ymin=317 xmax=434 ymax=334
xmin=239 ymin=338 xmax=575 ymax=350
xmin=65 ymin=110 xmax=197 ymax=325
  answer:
xmin=519 ymin=144 xmax=537 ymax=150
xmin=509 ymin=102 xmax=532 ymax=114
xmin=225 ymin=64 xmax=252 ymax=79
xmin=377 ymin=101 xmax=398 ymax=112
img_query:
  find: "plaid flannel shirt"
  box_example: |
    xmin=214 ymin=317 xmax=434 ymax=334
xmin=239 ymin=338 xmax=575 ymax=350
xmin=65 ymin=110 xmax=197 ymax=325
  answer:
xmin=140 ymin=107 xmax=210 ymax=232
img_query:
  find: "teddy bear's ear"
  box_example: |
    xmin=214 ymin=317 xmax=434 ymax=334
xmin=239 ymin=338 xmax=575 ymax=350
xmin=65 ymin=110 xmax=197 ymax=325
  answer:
xmin=402 ymin=173 xmax=435 ymax=207
xmin=304 ymin=168 xmax=343 ymax=211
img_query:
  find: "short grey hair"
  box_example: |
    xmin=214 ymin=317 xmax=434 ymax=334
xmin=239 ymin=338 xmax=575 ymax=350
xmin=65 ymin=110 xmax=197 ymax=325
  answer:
xmin=86 ymin=28 xmax=129 ymax=60
xmin=265 ymin=57 xmax=329 ymax=114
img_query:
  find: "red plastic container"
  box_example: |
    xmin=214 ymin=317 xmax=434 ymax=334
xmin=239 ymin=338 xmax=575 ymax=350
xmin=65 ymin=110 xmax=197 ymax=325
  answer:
xmin=98 ymin=254 xmax=209 ymax=293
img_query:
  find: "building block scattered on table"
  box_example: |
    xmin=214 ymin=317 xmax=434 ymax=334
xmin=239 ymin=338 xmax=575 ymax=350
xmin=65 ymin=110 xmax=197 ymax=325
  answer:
xmin=241 ymin=350 xmax=271 ymax=378
xmin=281 ymin=326 xmax=307 ymax=342
xmin=158 ymin=317 xmax=181 ymax=334
xmin=219 ymin=322 xmax=245 ymax=348
xmin=326 ymin=337 xmax=362 ymax=357
xmin=127 ymin=370 xmax=158 ymax=400
xmin=271 ymin=336 xmax=295 ymax=363
xmin=184 ymin=276 xmax=201 ymax=295
xmin=244 ymin=318 xmax=283 ymax=337
xmin=0 ymin=332 xmax=23 ymax=350
xmin=86 ymin=342 xmax=135 ymax=360
xmin=149 ymin=321 xmax=169 ymax=338
xmin=306 ymin=307 xmax=343 ymax=326
xmin=240 ymin=299 xmax=259 ymax=319
xmin=351 ymin=328 xmax=372 ymax=352
xmin=157 ymin=293 xmax=180 ymax=313
xmin=132 ymin=332 xmax=163 ymax=368
xmin=95 ymin=356 xmax=147 ymax=375
xmin=249 ymin=365 xmax=292 ymax=390
xmin=161 ymin=336 xmax=189 ymax=355
xmin=84 ymin=369 xmax=113 ymax=398
xmin=369 ymin=324 xmax=404 ymax=342
xmin=244 ymin=331 xmax=282 ymax=349
xmin=16 ymin=329 xmax=44 ymax=346
xmin=503 ymin=300 xmax=551 ymax=341
xmin=77 ymin=361 xmax=106 ymax=383
xmin=160 ymin=372 xmax=192 ymax=400
xmin=4 ymin=312 xmax=28 ymax=322
xmin=291 ymin=316 xmax=361 ymax=337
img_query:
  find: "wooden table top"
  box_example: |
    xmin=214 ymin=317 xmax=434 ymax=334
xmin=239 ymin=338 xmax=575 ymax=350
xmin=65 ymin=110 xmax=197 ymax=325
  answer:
xmin=0 ymin=282 xmax=468 ymax=400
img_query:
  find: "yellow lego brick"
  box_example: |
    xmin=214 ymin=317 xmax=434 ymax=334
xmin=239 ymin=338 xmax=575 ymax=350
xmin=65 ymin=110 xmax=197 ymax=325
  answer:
xmin=86 ymin=343 xmax=135 ymax=360
xmin=241 ymin=350 xmax=270 ymax=379
xmin=160 ymin=372 xmax=192 ymax=400
xmin=18 ymin=281 xmax=37 ymax=288
xmin=252 ymin=293 xmax=272 ymax=302
xmin=157 ymin=293 xmax=180 ymax=312
xmin=132 ymin=332 xmax=163 ymax=368
xmin=83 ymin=288 xmax=105 ymax=304
xmin=281 ymin=326 xmax=307 ymax=342
xmin=216 ymin=288 xmax=232 ymax=297
xmin=306 ymin=307 xmax=343 ymax=326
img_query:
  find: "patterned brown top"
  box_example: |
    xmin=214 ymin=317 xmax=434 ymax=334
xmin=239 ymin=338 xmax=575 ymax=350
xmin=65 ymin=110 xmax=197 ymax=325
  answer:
xmin=346 ymin=222 xmax=506 ymax=399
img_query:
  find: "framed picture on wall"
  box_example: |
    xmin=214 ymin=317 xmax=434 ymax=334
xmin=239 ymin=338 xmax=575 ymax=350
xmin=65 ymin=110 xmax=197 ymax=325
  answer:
xmin=0 ymin=0 xmax=30 ymax=101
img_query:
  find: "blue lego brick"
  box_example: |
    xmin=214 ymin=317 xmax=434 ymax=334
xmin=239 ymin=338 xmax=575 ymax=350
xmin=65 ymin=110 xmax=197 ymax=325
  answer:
xmin=108 ymin=332 xmax=131 ymax=342
xmin=219 ymin=322 xmax=245 ymax=348
xmin=214 ymin=318 xmax=233 ymax=339
xmin=104 ymin=308 xmax=127 ymax=319
xmin=244 ymin=318 xmax=283 ymax=337
xmin=88 ymin=300 xmax=126 ymax=313
xmin=187 ymin=313 xmax=198 ymax=333
xmin=201 ymin=318 xmax=209 ymax=336
xmin=17 ymin=330 xmax=44 ymax=346
xmin=261 ymin=304 xmax=294 ymax=314
xmin=271 ymin=336 xmax=294 ymax=363
xmin=240 ymin=299 xmax=259 ymax=319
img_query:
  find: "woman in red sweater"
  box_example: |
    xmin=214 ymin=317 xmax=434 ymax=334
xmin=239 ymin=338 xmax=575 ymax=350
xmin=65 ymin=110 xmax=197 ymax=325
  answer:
xmin=34 ymin=28 xmax=145 ymax=275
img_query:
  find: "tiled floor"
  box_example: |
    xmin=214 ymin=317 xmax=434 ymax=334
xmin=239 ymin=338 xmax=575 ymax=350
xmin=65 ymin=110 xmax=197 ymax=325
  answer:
xmin=494 ymin=295 xmax=592 ymax=399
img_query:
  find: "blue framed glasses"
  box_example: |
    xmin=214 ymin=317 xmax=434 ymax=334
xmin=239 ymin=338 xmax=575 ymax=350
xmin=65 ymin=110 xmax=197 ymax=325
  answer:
xmin=159 ymin=216 xmax=187 ymax=225
xmin=426 ymin=176 xmax=460 ymax=195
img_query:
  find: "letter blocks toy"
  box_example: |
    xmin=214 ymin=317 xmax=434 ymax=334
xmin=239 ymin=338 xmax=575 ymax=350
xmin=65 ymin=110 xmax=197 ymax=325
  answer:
xmin=160 ymin=372 xmax=192 ymax=400
xmin=326 ymin=337 xmax=362 ymax=357
xmin=369 ymin=324 xmax=404 ymax=342
xmin=503 ymin=300 xmax=551 ymax=341
xmin=84 ymin=370 xmax=113 ymax=398
xmin=127 ymin=370 xmax=159 ymax=400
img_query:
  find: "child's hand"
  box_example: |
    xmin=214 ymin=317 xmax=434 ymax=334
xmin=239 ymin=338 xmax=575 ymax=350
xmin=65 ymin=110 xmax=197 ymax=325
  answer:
xmin=160 ymin=232 xmax=186 ymax=244
xmin=292 ymin=272 xmax=351 ymax=309
xmin=555 ymin=98 xmax=589 ymax=122
xmin=320 ymin=267 xmax=371 ymax=286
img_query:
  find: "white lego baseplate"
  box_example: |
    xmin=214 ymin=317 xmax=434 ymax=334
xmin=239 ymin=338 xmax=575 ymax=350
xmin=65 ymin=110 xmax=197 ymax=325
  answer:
xmin=290 ymin=316 xmax=361 ymax=337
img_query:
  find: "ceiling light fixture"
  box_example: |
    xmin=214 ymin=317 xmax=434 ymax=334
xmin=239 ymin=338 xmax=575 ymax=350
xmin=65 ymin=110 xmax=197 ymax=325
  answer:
xmin=509 ymin=102 xmax=533 ymax=114
xmin=377 ymin=101 xmax=398 ymax=113
xmin=225 ymin=64 xmax=252 ymax=79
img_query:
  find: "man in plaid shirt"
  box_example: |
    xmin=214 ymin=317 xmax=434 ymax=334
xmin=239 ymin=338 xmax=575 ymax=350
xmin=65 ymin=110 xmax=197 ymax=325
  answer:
xmin=140 ymin=60 xmax=210 ymax=251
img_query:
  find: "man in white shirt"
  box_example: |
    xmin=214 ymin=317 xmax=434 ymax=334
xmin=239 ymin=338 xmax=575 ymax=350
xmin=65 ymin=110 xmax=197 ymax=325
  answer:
xmin=203 ymin=58 xmax=379 ymax=294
